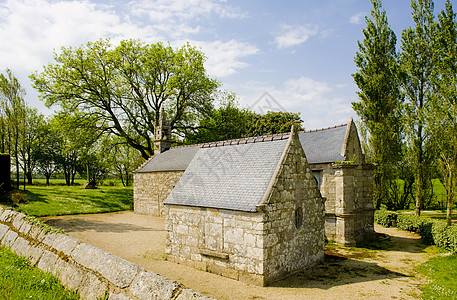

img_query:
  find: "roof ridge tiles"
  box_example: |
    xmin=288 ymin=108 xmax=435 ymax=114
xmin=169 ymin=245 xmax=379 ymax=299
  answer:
xmin=299 ymin=122 xmax=347 ymax=133
xmin=201 ymin=132 xmax=290 ymax=148
xmin=168 ymin=122 xmax=346 ymax=151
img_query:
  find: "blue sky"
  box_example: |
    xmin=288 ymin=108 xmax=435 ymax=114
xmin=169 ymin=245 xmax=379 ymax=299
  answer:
xmin=0 ymin=0 xmax=449 ymax=129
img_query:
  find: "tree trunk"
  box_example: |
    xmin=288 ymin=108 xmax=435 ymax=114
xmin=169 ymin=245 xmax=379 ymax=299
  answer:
xmin=415 ymin=124 xmax=423 ymax=216
xmin=46 ymin=175 xmax=50 ymax=186
xmin=446 ymin=167 xmax=454 ymax=226
xmin=14 ymin=146 xmax=19 ymax=190
xmin=63 ymin=165 xmax=71 ymax=186
xmin=26 ymin=171 xmax=32 ymax=185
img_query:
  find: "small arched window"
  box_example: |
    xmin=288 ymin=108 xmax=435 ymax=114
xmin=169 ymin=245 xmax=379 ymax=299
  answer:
xmin=295 ymin=207 xmax=303 ymax=229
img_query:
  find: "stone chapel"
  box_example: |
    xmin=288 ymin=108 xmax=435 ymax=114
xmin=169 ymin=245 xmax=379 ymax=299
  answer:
xmin=134 ymin=114 xmax=375 ymax=247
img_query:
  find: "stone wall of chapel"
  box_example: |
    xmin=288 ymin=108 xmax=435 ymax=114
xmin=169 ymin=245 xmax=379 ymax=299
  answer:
xmin=165 ymin=205 xmax=266 ymax=286
xmin=165 ymin=133 xmax=325 ymax=286
xmin=262 ymin=134 xmax=325 ymax=284
xmin=318 ymin=164 xmax=374 ymax=245
xmin=133 ymin=171 xmax=184 ymax=216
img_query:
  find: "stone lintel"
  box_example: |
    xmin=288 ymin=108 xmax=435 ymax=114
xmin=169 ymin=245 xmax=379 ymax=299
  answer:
xmin=335 ymin=213 xmax=356 ymax=218
xmin=199 ymin=248 xmax=229 ymax=260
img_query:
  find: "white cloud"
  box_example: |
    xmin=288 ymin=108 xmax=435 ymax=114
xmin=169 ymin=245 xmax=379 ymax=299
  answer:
xmin=0 ymin=0 xmax=257 ymax=109
xmin=274 ymin=24 xmax=318 ymax=49
xmin=233 ymin=76 xmax=354 ymax=130
xmin=186 ymin=39 xmax=259 ymax=78
xmin=0 ymin=0 xmax=147 ymax=76
xmin=130 ymin=0 xmax=247 ymax=20
xmin=129 ymin=0 xmax=247 ymax=38
xmin=350 ymin=12 xmax=367 ymax=24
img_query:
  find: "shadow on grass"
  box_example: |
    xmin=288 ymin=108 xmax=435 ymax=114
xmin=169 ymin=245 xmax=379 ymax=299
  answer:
xmin=25 ymin=190 xmax=49 ymax=204
xmin=357 ymin=236 xmax=426 ymax=254
xmin=71 ymin=189 xmax=133 ymax=211
xmin=271 ymin=253 xmax=408 ymax=289
xmin=42 ymin=217 xmax=158 ymax=233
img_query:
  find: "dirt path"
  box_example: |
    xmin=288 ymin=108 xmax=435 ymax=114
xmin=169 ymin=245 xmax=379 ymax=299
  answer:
xmin=42 ymin=212 xmax=431 ymax=300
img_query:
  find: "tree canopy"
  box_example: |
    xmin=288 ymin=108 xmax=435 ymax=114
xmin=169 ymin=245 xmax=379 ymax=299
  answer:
xmin=30 ymin=39 xmax=219 ymax=159
xmin=183 ymin=95 xmax=304 ymax=145
xmin=352 ymin=0 xmax=402 ymax=209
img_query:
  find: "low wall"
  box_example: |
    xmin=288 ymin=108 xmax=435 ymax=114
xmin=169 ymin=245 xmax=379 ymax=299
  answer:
xmin=0 ymin=207 xmax=211 ymax=300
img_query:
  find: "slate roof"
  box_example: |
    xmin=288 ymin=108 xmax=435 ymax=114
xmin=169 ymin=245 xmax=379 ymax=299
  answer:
xmin=136 ymin=122 xmax=349 ymax=173
xmin=135 ymin=146 xmax=200 ymax=173
xmin=298 ymin=124 xmax=347 ymax=164
xmin=164 ymin=139 xmax=288 ymax=212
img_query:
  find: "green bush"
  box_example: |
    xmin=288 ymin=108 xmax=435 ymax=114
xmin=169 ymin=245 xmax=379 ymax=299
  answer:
xmin=374 ymin=209 xmax=398 ymax=227
xmin=396 ymin=214 xmax=435 ymax=244
xmin=376 ymin=210 xmax=457 ymax=252
xmin=432 ymin=222 xmax=457 ymax=253
xmin=396 ymin=213 xmax=420 ymax=232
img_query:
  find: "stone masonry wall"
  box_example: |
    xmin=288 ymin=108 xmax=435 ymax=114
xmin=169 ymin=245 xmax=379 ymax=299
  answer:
xmin=165 ymin=130 xmax=325 ymax=286
xmin=134 ymin=171 xmax=184 ymax=216
xmin=261 ymin=129 xmax=325 ymax=284
xmin=0 ymin=207 xmax=212 ymax=300
xmin=319 ymin=164 xmax=374 ymax=245
xmin=165 ymin=206 xmax=265 ymax=286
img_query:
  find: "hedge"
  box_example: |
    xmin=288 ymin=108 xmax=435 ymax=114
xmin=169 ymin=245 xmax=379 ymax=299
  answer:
xmin=375 ymin=209 xmax=457 ymax=253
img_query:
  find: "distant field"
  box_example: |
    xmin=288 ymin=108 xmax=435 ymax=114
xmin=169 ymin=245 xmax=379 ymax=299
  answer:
xmin=420 ymin=211 xmax=457 ymax=221
xmin=5 ymin=180 xmax=133 ymax=217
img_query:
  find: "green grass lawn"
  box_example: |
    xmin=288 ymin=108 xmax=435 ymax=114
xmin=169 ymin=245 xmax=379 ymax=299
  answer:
xmin=420 ymin=211 xmax=457 ymax=222
xmin=0 ymin=246 xmax=79 ymax=300
xmin=7 ymin=184 xmax=133 ymax=217
xmin=419 ymin=254 xmax=457 ymax=299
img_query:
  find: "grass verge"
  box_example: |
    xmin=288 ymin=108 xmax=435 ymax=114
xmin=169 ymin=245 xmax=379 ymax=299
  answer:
xmin=0 ymin=246 xmax=79 ymax=300
xmin=418 ymin=253 xmax=457 ymax=299
xmin=4 ymin=184 xmax=133 ymax=217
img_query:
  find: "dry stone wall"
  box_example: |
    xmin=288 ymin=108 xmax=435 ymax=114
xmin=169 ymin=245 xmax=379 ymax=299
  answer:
xmin=134 ymin=171 xmax=184 ymax=216
xmin=0 ymin=207 xmax=212 ymax=300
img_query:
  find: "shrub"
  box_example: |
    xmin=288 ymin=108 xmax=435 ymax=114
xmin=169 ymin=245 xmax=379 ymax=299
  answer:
xmin=432 ymin=222 xmax=457 ymax=253
xmin=374 ymin=209 xmax=398 ymax=227
xmin=396 ymin=213 xmax=420 ymax=232
xmin=376 ymin=210 xmax=457 ymax=252
xmin=8 ymin=190 xmax=29 ymax=205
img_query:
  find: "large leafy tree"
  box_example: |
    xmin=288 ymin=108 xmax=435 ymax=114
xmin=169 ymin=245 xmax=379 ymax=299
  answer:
xmin=184 ymin=106 xmax=303 ymax=145
xmin=400 ymin=0 xmax=436 ymax=216
xmin=245 ymin=111 xmax=303 ymax=137
xmin=429 ymin=0 xmax=457 ymax=224
xmin=352 ymin=0 xmax=403 ymax=209
xmin=31 ymin=39 xmax=219 ymax=159
xmin=183 ymin=92 xmax=251 ymax=144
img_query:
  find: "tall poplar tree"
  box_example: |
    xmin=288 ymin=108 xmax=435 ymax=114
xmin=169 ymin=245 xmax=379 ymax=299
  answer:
xmin=400 ymin=0 xmax=436 ymax=216
xmin=429 ymin=0 xmax=457 ymax=225
xmin=352 ymin=0 xmax=402 ymax=209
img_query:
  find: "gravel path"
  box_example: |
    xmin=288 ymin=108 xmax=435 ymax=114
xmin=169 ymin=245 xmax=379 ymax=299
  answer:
xmin=42 ymin=211 xmax=429 ymax=300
